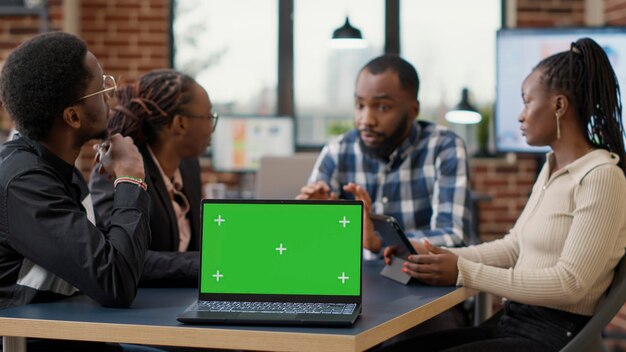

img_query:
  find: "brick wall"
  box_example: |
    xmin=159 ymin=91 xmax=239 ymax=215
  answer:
xmin=0 ymin=1 xmax=63 ymax=62
xmin=470 ymin=156 xmax=538 ymax=241
xmin=0 ymin=0 xmax=172 ymax=179
xmin=516 ymin=0 xmax=586 ymax=27
xmin=606 ymin=0 xmax=626 ymax=23
xmin=80 ymin=0 xmax=169 ymax=80
xmin=76 ymin=0 xmax=171 ymax=180
xmin=0 ymin=0 xmax=63 ymax=131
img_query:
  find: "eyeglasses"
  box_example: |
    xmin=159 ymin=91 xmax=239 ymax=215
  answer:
xmin=210 ymin=112 xmax=219 ymax=129
xmin=78 ymin=75 xmax=117 ymax=101
xmin=182 ymin=112 xmax=219 ymax=130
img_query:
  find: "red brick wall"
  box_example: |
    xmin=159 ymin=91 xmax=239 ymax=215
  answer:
xmin=76 ymin=0 xmax=171 ymax=180
xmin=0 ymin=0 xmax=171 ymax=178
xmin=470 ymin=156 xmax=537 ymax=241
xmin=606 ymin=0 xmax=626 ymax=23
xmin=0 ymin=1 xmax=64 ymax=61
xmin=80 ymin=0 xmax=169 ymax=80
xmin=0 ymin=0 xmax=64 ymax=131
xmin=516 ymin=0 xmax=586 ymax=27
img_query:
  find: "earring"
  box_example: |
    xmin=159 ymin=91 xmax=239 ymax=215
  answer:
xmin=556 ymin=113 xmax=561 ymax=140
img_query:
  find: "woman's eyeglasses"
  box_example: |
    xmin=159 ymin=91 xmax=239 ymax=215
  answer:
xmin=182 ymin=112 xmax=219 ymax=129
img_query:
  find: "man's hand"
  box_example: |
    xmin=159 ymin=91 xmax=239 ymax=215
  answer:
xmin=402 ymin=240 xmax=459 ymax=286
xmin=297 ymin=181 xmax=382 ymax=252
xmin=342 ymin=182 xmax=381 ymax=252
xmin=296 ymin=181 xmax=337 ymax=200
xmin=98 ymin=133 xmax=144 ymax=180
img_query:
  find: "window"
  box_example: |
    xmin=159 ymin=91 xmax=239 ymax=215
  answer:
xmin=0 ymin=0 xmax=29 ymax=6
xmin=294 ymin=0 xmax=384 ymax=146
xmin=173 ymin=0 xmax=278 ymax=116
xmin=172 ymin=1 xmax=501 ymax=148
xmin=401 ymin=0 xmax=501 ymax=121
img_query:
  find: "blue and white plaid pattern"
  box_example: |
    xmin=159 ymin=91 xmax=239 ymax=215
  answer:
xmin=309 ymin=120 xmax=472 ymax=247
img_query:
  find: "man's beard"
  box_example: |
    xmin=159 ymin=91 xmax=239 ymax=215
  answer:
xmin=358 ymin=113 xmax=410 ymax=161
xmin=90 ymin=128 xmax=109 ymax=142
xmin=75 ymin=110 xmax=110 ymax=148
xmin=76 ymin=128 xmax=109 ymax=150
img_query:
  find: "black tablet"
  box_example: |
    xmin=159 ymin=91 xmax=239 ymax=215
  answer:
xmin=370 ymin=213 xmax=417 ymax=260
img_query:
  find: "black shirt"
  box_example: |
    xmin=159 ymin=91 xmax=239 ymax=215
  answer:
xmin=89 ymin=145 xmax=200 ymax=287
xmin=0 ymin=137 xmax=151 ymax=308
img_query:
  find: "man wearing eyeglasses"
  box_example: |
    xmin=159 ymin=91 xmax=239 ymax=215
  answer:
xmin=0 ymin=28 xmax=150 ymax=329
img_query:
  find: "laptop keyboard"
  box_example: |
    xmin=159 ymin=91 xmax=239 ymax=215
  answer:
xmin=198 ymin=301 xmax=357 ymax=315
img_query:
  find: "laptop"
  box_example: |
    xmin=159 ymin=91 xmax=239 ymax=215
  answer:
xmin=177 ymin=199 xmax=363 ymax=326
xmin=255 ymin=153 xmax=319 ymax=199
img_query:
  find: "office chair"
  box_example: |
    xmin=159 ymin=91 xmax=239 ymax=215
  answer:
xmin=560 ymin=252 xmax=626 ymax=352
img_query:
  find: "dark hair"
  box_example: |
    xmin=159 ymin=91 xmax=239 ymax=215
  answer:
xmin=0 ymin=32 xmax=91 ymax=141
xmin=535 ymin=37 xmax=626 ymax=174
xmin=108 ymin=69 xmax=196 ymax=145
xmin=360 ymin=55 xmax=420 ymax=99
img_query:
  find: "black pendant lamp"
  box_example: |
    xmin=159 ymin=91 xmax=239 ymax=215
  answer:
xmin=445 ymin=88 xmax=482 ymax=124
xmin=331 ymin=17 xmax=367 ymax=49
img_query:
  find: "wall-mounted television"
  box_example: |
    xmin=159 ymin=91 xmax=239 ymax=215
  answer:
xmin=496 ymin=27 xmax=626 ymax=153
xmin=211 ymin=116 xmax=295 ymax=172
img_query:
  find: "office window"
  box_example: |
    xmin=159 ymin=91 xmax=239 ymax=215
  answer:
xmin=400 ymin=0 xmax=501 ymax=122
xmin=0 ymin=0 xmax=28 ymax=5
xmin=173 ymin=0 xmax=278 ymax=116
xmin=294 ymin=0 xmax=384 ymax=146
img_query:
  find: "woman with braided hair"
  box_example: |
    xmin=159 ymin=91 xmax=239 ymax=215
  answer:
xmin=90 ymin=69 xmax=215 ymax=286
xmin=377 ymin=38 xmax=626 ymax=351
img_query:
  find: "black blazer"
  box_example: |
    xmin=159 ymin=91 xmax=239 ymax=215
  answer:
xmin=89 ymin=145 xmax=202 ymax=286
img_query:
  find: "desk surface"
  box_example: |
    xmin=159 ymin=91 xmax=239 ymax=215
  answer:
xmin=0 ymin=260 xmax=475 ymax=352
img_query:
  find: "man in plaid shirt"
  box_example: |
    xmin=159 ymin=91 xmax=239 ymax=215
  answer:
xmin=298 ymin=55 xmax=472 ymax=253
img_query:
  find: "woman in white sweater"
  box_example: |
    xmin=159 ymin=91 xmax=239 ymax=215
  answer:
xmin=378 ymin=37 xmax=626 ymax=351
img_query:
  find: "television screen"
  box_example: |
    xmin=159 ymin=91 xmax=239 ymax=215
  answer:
xmin=211 ymin=116 xmax=295 ymax=172
xmin=496 ymin=27 xmax=626 ymax=153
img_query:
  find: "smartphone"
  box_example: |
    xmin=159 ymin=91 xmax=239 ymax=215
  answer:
xmin=370 ymin=213 xmax=417 ymax=260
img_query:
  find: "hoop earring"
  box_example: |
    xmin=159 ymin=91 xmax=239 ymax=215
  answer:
xmin=556 ymin=113 xmax=561 ymax=140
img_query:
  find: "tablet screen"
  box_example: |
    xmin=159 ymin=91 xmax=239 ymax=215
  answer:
xmin=371 ymin=214 xmax=417 ymax=259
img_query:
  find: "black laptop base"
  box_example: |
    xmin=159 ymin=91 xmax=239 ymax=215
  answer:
xmin=177 ymin=303 xmax=361 ymax=327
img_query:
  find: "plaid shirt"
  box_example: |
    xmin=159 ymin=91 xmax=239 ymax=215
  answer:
xmin=309 ymin=120 xmax=472 ymax=247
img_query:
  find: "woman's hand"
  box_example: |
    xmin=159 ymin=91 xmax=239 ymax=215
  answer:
xmin=402 ymin=240 xmax=460 ymax=286
xmin=383 ymin=240 xmax=427 ymax=265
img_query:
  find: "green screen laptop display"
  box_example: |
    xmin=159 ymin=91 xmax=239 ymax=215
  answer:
xmin=200 ymin=201 xmax=362 ymax=296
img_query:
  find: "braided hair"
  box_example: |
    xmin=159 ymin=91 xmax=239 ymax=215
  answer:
xmin=534 ymin=37 xmax=626 ymax=174
xmin=108 ymin=69 xmax=196 ymax=145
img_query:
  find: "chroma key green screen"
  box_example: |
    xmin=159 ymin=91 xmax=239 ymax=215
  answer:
xmin=200 ymin=201 xmax=362 ymax=296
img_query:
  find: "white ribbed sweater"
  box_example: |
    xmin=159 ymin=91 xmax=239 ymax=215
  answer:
xmin=452 ymin=150 xmax=626 ymax=316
